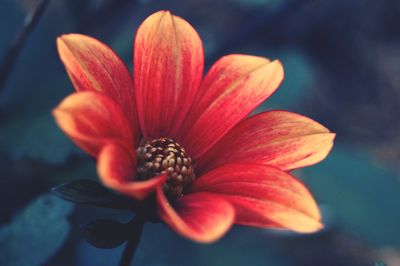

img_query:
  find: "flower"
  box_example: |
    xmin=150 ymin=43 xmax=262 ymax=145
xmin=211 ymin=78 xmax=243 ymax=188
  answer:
xmin=53 ymin=10 xmax=335 ymax=243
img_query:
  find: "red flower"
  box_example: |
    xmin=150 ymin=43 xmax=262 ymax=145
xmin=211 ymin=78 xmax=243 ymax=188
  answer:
xmin=53 ymin=10 xmax=335 ymax=243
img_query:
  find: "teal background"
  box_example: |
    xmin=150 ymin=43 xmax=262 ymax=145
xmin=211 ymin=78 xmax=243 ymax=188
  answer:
xmin=0 ymin=0 xmax=399 ymax=265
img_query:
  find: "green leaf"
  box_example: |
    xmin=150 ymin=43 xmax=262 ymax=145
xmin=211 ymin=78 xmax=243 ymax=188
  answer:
xmin=51 ymin=179 xmax=133 ymax=209
xmin=0 ymin=194 xmax=73 ymax=266
xmin=81 ymin=219 xmax=130 ymax=249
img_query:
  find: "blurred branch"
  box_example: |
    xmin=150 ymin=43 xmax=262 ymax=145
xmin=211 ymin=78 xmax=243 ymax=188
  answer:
xmin=0 ymin=0 xmax=50 ymax=92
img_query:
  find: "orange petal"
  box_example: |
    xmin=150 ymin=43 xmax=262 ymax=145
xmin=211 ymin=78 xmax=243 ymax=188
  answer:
xmin=191 ymin=163 xmax=322 ymax=233
xmin=157 ymin=187 xmax=235 ymax=243
xmin=57 ymin=34 xmax=138 ymax=142
xmin=178 ymin=55 xmax=284 ymax=159
xmin=196 ymin=110 xmax=335 ymax=173
xmin=134 ymin=11 xmax=204 ymax=138
xmin=53 ymin=92 xmax=133 ymax=157
xmin=98 ymin=143 xmax=167 ymax=200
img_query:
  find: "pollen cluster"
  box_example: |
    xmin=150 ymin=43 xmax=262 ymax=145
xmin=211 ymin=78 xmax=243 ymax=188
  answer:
xmin=136 ymin=137 xmax=195 ymax=199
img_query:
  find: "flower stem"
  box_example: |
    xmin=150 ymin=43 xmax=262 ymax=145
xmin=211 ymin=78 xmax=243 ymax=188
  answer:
xmin=119 ymin=215 xmax=145 ymax=266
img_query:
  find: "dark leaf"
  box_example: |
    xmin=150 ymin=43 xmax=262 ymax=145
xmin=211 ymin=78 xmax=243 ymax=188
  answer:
xmin=81 ymin=219 xmax=130 ymax=249
xmin=51 ymin=179 xmax=133 ymax=209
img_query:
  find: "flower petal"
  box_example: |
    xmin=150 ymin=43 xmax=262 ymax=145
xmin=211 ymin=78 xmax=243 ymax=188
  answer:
xmin=57 ymin=34 xmax=138 ymax=142
xmin=53 ymin=91 xmax=133 ymax=157
xmin=196 ymin=110 xmax=335 ymax=173
xmin=179 ymin=55 xmax=284 ymax=159
xmin=191 ymin=163 xmax=322 ymax=233
xmin=98 ymin=143 xmax=167 ymax=200
xmin=157 ymin=187 xmax=234 ymax=243
xmin=134 ymin=11 xmax=204 ymax=138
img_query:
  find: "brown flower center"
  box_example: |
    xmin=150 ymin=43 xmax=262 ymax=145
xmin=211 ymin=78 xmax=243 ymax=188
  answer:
xmin=136 ymin=137 xmax=195 ymax=199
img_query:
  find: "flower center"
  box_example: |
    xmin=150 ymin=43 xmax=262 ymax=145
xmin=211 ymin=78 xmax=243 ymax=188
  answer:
xmin=136 ymin=137 xmax=195 ymax=199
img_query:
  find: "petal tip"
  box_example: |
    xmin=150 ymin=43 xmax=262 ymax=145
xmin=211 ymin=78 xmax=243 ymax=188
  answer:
xmin=269 ymin=59 xmax=285 ymax=80
xmin=322 ymin=132 xmax=336 ymax=155
xmin=56 ymin=35 xmax=68 ymax=54
xmin=157 ymin=189 xmax=235 ymax=243
xmin=56 ymin=33 xmax=98 ymax=51
xmin=51 ymin=106 xmax=59 ymax=117
xmin=303 ymin=219 xmax=324 ymax=233
xmin=52 ymin=100 xmax=71 ymax=129
xmin=97 ymin=144 xmax=165 ymax=200
xmin=56 ymin=33 xmax=77 ymax=47
xmin=51 ymin=106 xmax=64 ymax=124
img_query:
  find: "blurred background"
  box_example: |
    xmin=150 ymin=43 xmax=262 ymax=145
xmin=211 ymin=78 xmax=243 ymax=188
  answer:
xmin=0 ymin=0 xmax=399 ymax=265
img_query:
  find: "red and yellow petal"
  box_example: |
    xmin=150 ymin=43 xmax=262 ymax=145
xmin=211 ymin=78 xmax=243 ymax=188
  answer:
xmin=52 ymin=91 xmax=133 ymax=157
xmin=98 ymin=143 xmax=166 ymax=200
xmin=157 ymin=187 xmax=235 ymax=243
xmin=179 ymin=55 xmax=284 ymax=159
xmin=134 ymin=11 xmax=204 ymax=138
xmin=57 ymin=34 xmax=138 ymax=142
xmin=196 ymin=110 xmax=335 ymax=173
xmin=191 ymin=163 xmax=322 ymax=233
